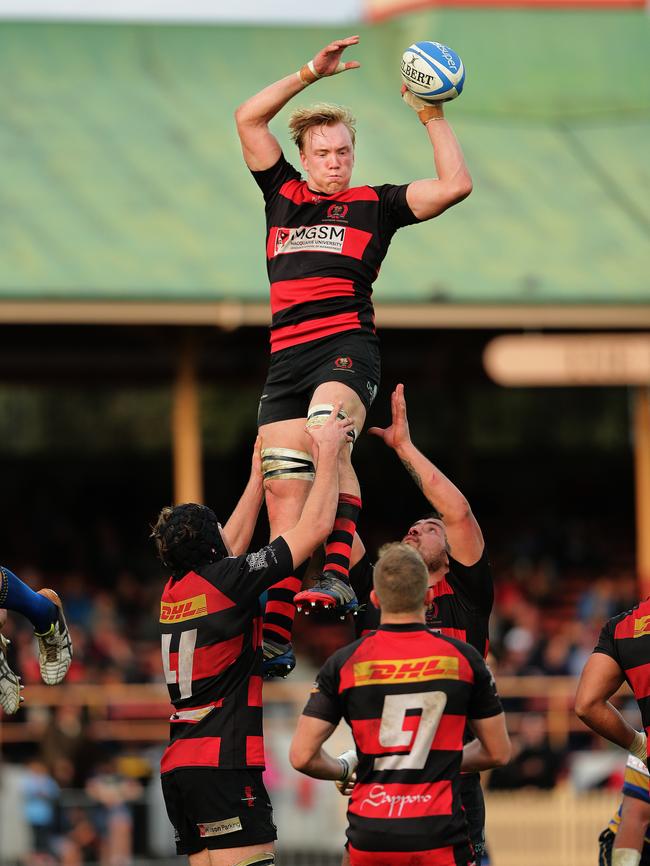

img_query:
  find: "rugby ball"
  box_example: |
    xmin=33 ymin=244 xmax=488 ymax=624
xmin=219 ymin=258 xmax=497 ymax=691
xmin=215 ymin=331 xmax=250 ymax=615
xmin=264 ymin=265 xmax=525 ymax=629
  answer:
xmin=401 ymin=41 xmax=465 ymax=103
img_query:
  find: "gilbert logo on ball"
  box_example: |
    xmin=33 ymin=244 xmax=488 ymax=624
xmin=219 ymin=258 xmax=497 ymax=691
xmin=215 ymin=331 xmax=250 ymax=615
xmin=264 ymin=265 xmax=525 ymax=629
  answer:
xmin=401 ymin=41 xmax=465 ymax=103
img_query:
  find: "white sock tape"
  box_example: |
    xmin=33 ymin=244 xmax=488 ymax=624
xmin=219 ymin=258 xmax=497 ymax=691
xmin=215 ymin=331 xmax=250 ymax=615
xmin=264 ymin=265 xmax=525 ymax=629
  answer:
xmin=613 ymin=849 xmax=641 ymax=866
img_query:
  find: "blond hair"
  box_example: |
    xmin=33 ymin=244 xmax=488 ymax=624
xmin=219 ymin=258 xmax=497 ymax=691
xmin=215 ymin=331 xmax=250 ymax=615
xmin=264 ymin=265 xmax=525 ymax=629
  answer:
xmin=288 ymin=103 xmax=356 ymax=151
xmin=373 ymin=543 xmax=428 ymax=614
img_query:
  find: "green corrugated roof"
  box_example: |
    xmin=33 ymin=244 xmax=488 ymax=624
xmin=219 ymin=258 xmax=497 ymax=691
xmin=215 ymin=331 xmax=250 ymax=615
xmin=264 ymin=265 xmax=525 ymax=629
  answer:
xmin=0 ymin=11 xmax=648 ymax=303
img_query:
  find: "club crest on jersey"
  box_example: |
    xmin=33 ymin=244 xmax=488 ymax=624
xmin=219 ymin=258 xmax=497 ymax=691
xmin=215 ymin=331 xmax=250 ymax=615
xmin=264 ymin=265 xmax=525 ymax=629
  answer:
xmin=160 ymin=593 xmax=208 ymax=623
xmin=634 ymin=616 xmax=650 ymax=638
xmin=273 ymin=224 xmax=346 ymax=256
xmin=246 ymin=546 xmax=277 ymax=572
xmin=327 ymin=203 xmax=348 ymax=221
xmin=334 ymin=356 xmax=353 ymax=370
xmin=353 ymin=655 xmax=459 ymax=686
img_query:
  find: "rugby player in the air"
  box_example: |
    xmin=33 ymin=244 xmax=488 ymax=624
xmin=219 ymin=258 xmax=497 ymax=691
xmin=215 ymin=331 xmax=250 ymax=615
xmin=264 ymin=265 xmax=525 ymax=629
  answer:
xmin=153 ymin=409 xmax=355 ymax=866
xmin=344 ymin=383 xmax=493 ymax=861
xmin=235 ymin=35 xmax=472 ymax=675
xmin=0 ymin=570 xmax=73 ymax=715
xmin=290 ymin=543 xmax=510 ymax=866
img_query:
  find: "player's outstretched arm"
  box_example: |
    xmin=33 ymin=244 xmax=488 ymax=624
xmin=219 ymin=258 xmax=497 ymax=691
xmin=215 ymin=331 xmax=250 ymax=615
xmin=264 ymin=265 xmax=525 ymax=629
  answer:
xmin=281 ymin=404 xmax=354 ymax=569
xmin=234 ymin=36 xmax=361 ymax=172
xmin=369 ymin=383 xmax=484 ymax=565
xmin=221 ymin=436 xmax=265 ymax=556
xmin=400 ymin=88 xmax=472 ymax=220
xmin=461 ymin=713 xmax=511 ymax=772
xmin=575 ymin=652 xmax=646 ymax=760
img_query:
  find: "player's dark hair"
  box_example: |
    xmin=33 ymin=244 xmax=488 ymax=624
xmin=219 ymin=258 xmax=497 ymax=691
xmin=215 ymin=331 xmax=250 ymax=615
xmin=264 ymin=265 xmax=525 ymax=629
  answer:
xmin=151 ymin=503 xmax=228 ymax=579
xmin=417 ymin=509 xmax=442 ymax=522
xmin=374 ymin=543 xmax=428 ymax=614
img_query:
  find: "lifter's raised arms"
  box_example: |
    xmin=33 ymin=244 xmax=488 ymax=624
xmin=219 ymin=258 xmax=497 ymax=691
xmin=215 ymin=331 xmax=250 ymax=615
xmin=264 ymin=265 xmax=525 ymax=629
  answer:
xmin=153 ymin=408 xmax=354 ymax=866
xmin=368 ymin=383 xmax=484 ymax=566
xmin=346 ymin=384 xmax=494 ymax=862
xmin=235 ymin=37 xmax=473 ymax=677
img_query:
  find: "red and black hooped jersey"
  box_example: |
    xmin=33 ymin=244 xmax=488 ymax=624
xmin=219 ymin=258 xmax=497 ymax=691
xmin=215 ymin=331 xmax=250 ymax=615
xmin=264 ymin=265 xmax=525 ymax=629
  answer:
xmin=303 ymin=624 xmax=502 ymax=862
xmin=158 ymin=538 xmax=293 ymax=774
xmin=251 ymin=155 xmax=420 ymax=353
xmin=350 ymin=550 xmax=494 ymax=659
xmin=594 ymin=598 xmax=650 ymax=756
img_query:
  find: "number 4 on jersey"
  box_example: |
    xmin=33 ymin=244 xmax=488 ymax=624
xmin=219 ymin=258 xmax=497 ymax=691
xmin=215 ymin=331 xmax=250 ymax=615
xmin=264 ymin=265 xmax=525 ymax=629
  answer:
xmin=161 ymin=629 xmax=197 ymax=700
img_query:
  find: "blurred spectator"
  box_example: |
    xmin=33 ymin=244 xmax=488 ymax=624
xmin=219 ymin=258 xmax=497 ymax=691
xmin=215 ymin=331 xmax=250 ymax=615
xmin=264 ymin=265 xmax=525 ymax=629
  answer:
xmin=61 ymin=806 xmax=101 ymax=866
xmin=85 ymin=758 xmax=142 ymax=866
xmin=488 ymin=712 xmax=565 ymax=790
xmin=497 ymin=626 xmax=539 ymax=676
xmin=577 ymin=576 xmax=618 ymax=625
xmin=536 ymin=630 xmax=573 ymax=676
xmin=21 ymin=758 xmax=60 ymax=865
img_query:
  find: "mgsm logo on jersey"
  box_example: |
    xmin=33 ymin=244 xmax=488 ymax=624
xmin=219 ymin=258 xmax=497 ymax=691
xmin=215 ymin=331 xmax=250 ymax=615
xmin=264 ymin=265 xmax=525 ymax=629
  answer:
xmin=160 ymin=593 xmax=208 ymax=623
xmin=273 ymin=224 xmax=346 ymax=256
xmin=353 ymin=655 xmax=459 ymax=686
xmin=634 ymin=616 xmax=650 ymax=638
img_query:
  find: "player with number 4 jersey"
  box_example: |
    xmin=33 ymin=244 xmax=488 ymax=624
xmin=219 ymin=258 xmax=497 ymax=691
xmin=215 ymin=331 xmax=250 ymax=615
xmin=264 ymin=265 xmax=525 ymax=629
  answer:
xmin=290 ymin=543 xmax=510 ymax=866
xmin=153 ymin=412 xmax=355 ymax=866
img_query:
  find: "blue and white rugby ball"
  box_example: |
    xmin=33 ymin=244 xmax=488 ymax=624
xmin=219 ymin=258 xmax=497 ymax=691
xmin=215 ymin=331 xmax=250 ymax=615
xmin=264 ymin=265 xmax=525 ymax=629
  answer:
xmin=400 ymin=41 xmax=465 ymax=103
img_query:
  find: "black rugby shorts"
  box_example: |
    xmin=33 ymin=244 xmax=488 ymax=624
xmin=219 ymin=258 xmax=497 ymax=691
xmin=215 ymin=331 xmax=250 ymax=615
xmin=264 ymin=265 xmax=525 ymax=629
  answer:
xmin=161 ymin=768 xmax=276 ymax=855
xmin=459 ymin=773 xmax=487 ymax=859
xmin=257 ymin=330 xmax=380 ymax=427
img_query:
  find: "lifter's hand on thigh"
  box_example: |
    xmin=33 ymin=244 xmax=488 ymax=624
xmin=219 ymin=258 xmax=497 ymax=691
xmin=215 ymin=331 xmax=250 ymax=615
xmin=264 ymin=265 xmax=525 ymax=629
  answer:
xmin=306 ymin=402 xmax=355 ymax=458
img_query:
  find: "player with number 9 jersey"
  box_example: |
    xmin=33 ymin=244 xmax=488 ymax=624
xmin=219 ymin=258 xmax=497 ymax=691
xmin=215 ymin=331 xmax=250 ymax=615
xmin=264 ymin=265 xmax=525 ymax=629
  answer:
xmin=290 ymin=544 xmax=509 ymax=866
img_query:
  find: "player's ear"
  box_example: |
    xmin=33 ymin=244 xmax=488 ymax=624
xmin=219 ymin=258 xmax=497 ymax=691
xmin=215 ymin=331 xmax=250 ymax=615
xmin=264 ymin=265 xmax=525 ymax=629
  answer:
xmin=424 ymin=586 xmax=435 ymax=607
xmin=370 ymin=589 xmax=380 ymax=609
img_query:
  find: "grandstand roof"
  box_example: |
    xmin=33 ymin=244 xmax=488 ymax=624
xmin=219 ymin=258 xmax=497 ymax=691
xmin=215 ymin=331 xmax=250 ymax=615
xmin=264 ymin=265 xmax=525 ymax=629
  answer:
xmin=0 ymin=11 xmax=648 ymax=325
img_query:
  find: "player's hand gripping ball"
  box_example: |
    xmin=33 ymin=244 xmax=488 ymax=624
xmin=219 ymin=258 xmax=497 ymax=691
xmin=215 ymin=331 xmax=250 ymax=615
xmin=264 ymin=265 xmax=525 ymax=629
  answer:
xmin=401 ymin=41 xmax=465 ymax=103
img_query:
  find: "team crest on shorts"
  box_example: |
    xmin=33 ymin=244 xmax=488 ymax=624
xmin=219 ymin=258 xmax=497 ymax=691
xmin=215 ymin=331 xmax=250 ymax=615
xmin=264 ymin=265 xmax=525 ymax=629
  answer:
xmin=334 ymin=356 xmax=353 ymax=370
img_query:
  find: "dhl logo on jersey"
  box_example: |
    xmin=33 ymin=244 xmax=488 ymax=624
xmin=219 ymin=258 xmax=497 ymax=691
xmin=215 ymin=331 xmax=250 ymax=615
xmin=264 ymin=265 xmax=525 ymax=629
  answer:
xmin=353 ymin=655 xmax=459 ymax=686
xmin=634 ymin=616 xmax=650 ymax=638
xmin=160 ymin=594 xmax=208 ymax=623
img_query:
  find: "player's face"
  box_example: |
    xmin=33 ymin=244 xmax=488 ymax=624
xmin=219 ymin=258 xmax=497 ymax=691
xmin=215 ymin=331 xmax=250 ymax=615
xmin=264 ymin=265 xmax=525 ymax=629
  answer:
xmin=402 ymin=519 xmax=449 ymax=572
xmin=300 ymin=122 xmax=355 ymax=194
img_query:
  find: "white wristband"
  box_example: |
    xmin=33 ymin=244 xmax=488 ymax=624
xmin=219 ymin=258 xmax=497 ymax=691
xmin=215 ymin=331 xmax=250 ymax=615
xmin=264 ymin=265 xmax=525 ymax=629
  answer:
xmin=337 ymin=749 xmax=359 ymax=782
xmin=629 ymin=730 xmax=647 ymax=764
xmin=308 ymin=59 xmax=346 ymax=78
xmin=307 ymin=60 xmax=322 ymax=80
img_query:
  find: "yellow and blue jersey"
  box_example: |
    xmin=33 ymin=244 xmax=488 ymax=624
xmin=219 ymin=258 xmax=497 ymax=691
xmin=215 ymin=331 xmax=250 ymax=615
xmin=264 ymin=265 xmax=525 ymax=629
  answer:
xmin=608 ymin=753 xmax=650 ymax=847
